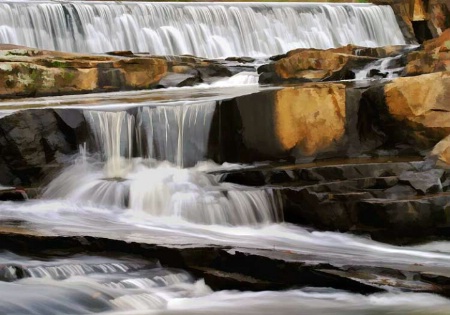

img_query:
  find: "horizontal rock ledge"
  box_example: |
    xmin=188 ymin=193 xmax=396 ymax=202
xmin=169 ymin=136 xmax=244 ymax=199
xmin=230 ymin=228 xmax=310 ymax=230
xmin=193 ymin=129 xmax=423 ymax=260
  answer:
xmin=0 ymin=228 xmax=448 ymax=296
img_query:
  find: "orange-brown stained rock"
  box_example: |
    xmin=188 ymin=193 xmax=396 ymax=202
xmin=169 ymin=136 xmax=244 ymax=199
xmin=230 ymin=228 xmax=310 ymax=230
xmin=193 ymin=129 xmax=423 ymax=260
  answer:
xmin=384 ymin=72 xmax=450 ymax=146
xmin=385 ymin=71 xmax=450 ymax=117
xmin=274 ymin=84 xmax=346 ymax=156
xmin=431 ymin=134 xmax=450 ymax=167
xmin=0 ymin=46 xmax=168 ymax=97
xmin=404 ymin=51 xmax=450 ymax=76
xmin=113 ymin=57 xmax=167 ymax=88
xmin=423 ymin=28 xmax=450 ymax=52
xmin=0 ymin=62 xmax=98 ymax=97
xmin=274 ymin=50 xmax=374 ymax=81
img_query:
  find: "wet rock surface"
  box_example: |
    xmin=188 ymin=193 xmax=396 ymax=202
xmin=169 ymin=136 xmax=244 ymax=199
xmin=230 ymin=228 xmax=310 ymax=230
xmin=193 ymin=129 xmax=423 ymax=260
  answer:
xmin=0 ymin=109 xmax=86 ymax=186
xmin=216 ymin=158 xmax=450 ymax=244
xmin=1 ymin=228 xmax=449 ymax=296
xmin=0 ymin=47 xmax=259 ymax=98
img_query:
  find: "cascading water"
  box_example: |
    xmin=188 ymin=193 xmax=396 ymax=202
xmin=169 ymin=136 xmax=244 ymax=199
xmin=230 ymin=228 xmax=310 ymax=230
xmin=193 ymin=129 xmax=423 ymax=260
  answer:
xmin=0 ymin=252 xmax=211 ymax=315
xmin=0 ymin=1 xmax=405 ymax=57
xmin=84 ymin=101 xmax=217 ymax=169
xmin=44 ymin=104 xmax=281 ymax=226
xmin=3 ymin=251 xmax=450 ymax=315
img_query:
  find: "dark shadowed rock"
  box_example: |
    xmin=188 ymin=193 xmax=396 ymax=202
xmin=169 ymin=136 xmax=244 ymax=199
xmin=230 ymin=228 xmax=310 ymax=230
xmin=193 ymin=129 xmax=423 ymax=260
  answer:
xmin=399 ymin=169 xmax=444 ymax=194
xmin=0 ymin=109 xmax=87 ymax=186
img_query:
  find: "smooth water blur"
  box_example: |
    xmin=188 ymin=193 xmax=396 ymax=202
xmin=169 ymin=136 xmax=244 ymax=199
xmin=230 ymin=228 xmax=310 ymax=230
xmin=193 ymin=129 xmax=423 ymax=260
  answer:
xmin=0 ymin=1 xmax=405 ymax=57
xmin=2 ymin=251 xmax=450 ymax=314
xmin=43 ymin=157 xmax=281 ymax=226
xmin=0 ymin=252 xmax=211 ymax=315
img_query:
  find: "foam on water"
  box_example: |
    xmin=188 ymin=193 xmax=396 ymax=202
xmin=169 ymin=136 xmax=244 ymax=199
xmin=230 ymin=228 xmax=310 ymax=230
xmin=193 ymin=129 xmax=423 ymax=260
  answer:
xmin=43 ymin=155 xmax=281 ymax=226
xmin=2 ymin=251 xmax=450 ymax=314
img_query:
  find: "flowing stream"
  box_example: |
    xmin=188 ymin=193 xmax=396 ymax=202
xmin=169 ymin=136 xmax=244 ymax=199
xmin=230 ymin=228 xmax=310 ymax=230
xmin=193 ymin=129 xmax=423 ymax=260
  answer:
xmin=2 ymin=252 xmax=450 ymax=315
xmin=2 ymin=71 xmax=450 ymax=313
xmin=0 ymin=1 xmax=447 ymax=313
xmin=0 ymin=1 xmax=405 ymax=57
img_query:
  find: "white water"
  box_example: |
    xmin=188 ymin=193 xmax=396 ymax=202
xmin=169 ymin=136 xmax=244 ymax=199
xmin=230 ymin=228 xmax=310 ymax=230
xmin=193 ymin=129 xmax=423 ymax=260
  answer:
xmin=2 ymin=252 xmax=450 ymax=315
xmin=43 ymin=157 xmax=281 ymax=226
xmin=355 ymin=54 xmax=405 ymax=80
xmin=84 ymin=102 xmax=217 ymax=168
xmin=0 ymin=1 xmax=405 ymax=57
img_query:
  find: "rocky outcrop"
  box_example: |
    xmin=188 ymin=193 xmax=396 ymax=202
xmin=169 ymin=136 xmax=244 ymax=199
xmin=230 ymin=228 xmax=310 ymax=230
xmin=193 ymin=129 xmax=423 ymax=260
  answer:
xmin=1 ymin=227 xmax=450 ymax=295
xmin=258 ymin=49 xmax=377 ymax=84
xmin=359 ymin=71 xmax=450 ymax=151
xmin=217 ymin=83 xmax=366 ymax=163
xmin=272 ymin=84 xmax=346 ymax=156
xmin=0 ymin=47 xmax=254 ymax=97
xmin=403 ymin=29 xmax=450 ymax=76
xmin=0 ymin=47 xmax=167 ymax=98
xmin=427 ymin=0 xmax=450 ymax=37
xmin=0 ymin=109 xmax=86 ymax=186
xmin=217 ymin=158 xmax=450 ymax=244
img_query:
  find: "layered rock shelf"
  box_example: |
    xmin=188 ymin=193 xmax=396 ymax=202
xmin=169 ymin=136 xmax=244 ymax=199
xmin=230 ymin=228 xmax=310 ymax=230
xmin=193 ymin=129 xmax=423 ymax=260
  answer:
xmin=0 ymin=1 xmax=450 ymax=313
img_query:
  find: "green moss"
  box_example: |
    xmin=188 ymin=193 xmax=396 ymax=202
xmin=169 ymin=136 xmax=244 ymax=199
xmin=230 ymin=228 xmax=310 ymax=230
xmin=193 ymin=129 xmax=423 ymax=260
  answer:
xmin=48 ymin=60 xmax=68 ymax=68
xmin=61 ymin=70 xmax=76 ymax=82
xmin=445 ymin=40 xmax=450 ymax=50
xmin=5 ymin=49 xmax=37 ymax=57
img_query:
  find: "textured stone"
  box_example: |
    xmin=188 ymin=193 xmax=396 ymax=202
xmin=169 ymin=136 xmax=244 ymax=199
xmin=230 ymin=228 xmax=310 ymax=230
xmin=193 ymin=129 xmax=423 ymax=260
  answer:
xmin=259 ymin=49 xmax=375 ymax=83
xmin=0 ymin=46 xmax=168 ymax=98
xmin=274 ymin=84 xmax=346 ymax=156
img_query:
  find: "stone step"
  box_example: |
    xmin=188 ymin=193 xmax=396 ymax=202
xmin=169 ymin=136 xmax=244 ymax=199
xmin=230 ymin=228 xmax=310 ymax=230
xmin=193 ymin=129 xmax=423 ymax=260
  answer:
xmin=1 ymin=229 xmax=445 ymax=296
xmin=282 ymin=187 xmax=450 ymax=244
xmin=217 ymin=158 xmax=425 ymax=186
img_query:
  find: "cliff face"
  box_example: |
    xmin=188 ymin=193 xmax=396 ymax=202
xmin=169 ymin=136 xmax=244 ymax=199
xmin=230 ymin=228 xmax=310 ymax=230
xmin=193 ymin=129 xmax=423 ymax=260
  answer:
xmin=371 ymin=0 xmax=450 ymax=42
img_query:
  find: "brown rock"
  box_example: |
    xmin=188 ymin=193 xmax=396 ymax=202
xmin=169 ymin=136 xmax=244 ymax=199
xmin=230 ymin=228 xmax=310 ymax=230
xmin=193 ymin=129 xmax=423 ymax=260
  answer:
xmin=274 ymin=84 xmax=346 ymax=156
xmin=260 ymin=49 xmax=376 ymax=84
xmin=113 ymin=58 xmax=167 ymax=89
xmin=427 ymin=2 xmax=450 ymax=37
xmin=431 ymin=134 xmax=450 ymax=167
xmin=359 ymin=71 xmax=450 ymax=151
xmin=385 ymin=71 xmax=450 ymax=126
xmin=404 ymin=50 xmax=450 ymax=76
xmin=0 ymin=46 xmax=169 ymax=98
xmin=276 ymin=50 xmax=374 ymax=81
xmin=423 ymin=28 xmax=450 ymax=52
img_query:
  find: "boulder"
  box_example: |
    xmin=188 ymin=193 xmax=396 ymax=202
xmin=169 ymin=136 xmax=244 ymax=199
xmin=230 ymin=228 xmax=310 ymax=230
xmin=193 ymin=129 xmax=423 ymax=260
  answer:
xmin=259 ymin=49 xmax=376 ymax=84
xmin=403 ymin=29 xmax=450 ymax=76
xmin=273 ymin=84 xmax=346 ymax=156
xmin=398 ymin=169 xmax=444 ymax=194
xmin=0 ymin=109 xmax=87 ymax=186
xmin=430 ymin=134 xmax=450 ymax=167
xmin=0 ymin=46 xmax=168 ymax=98
xmin=427 ymin=1 xmax=450 ymax=37
xmin=359 ymin=71 xmax=450 ymax=151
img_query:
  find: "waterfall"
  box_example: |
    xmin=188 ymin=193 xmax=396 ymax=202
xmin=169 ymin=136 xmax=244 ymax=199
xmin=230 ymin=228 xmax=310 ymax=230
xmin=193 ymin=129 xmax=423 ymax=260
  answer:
xmin=0 ymin=1 xmax=405 ymax=57
xmin=84 ymin=101 xmax=216 ymax=169
xmin=44 ymin=105 xmax=281 ymax=226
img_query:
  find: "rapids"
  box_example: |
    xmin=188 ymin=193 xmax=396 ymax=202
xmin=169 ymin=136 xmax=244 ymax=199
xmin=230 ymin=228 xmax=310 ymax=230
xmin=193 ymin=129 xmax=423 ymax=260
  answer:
xmin=2 ymin=252 xmax=450 ymax=315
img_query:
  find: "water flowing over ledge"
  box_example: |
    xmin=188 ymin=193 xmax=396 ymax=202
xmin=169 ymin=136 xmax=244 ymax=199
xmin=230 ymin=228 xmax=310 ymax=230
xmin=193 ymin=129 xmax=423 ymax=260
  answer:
xmin=0 ymin=1 xmax=405 ymax=57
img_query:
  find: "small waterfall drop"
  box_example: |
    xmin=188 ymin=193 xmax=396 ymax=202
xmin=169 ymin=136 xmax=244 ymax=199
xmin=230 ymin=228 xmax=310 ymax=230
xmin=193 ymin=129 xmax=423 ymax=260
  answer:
xmin=355 ymin=54 xmax=405 ymax=80
xmin=0 ymin=2 xmax=406 ymax=57
xmin=44 ymin=105 xmax=281 ymax=226
xmin=84 ymin=101 xmax=216 ymax=168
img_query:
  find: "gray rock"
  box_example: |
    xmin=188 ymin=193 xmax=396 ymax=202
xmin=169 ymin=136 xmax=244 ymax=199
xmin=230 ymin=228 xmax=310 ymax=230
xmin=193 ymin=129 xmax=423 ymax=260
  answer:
xmin=399 ymin=169 xmax=444 ymax=194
